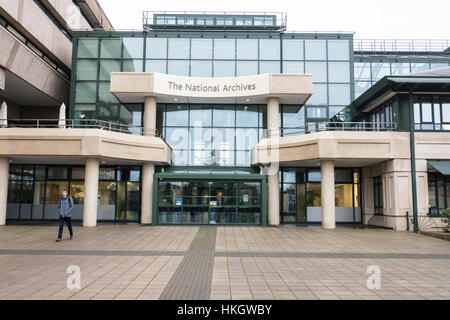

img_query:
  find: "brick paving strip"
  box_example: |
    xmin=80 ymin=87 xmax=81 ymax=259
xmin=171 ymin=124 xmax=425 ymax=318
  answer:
xmin=159 ymin=226 xmax=217 ymax=300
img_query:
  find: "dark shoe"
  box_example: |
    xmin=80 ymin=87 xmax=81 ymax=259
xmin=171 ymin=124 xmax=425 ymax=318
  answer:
xmin=56 ymin=239 xmax=62 ymax=242
xmin=70 ymin=235 xmax=73 ymax=240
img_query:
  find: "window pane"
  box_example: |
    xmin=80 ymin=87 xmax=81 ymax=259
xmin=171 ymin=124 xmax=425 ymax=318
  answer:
xmin=306 ymin=62 xmax=327 ymax=82
xmin=306 ymin=183 xmax=321 ymax=206
xmin=191 ymin=60 xmax=212 ymax=77
xmin=327 ymin=40 xmax=349 ymax=60
xmin=168 ymin=38 xmax=190 ymax=59
xmin=442 ymin=103 xmax=450 ymax=122
xmin=308 ymin=83 xmax=327 ymax=105
xmin=431 ymin=63 xmax=449 ymax=69
xmin=283 ymin=105 xmax=305 ymax=127
xmin=354 ymin=62 xmax=371 ymax=81
xmin=236 ymin=151 xmax=251 ymax=166
xmin=76 ymin=60 xmax=98 ymax=81
xmin=214 ymin=39 xmax=235 ymax=59
xmin=190 ymin=105 xmax=212 ymax=127
xmin=329 ymin=84 xmax=350 ymax=105
xmin=328 ymin=62 xmax=350 ymax=82
xmin=99 ymin=60 xmax=121 ymax=80
xmin=237 ymin=61 xmax=258 ymax=76
xmin=100 ymin=39 xmax=121 ymax=59
xmin=166 ymin=105 xmax=188 ymax=126
xmin=410 ymin=62 xmax=430 ymax=73
xmin=307 ymin=107 xmax=327 ymax=119
xmin=236 ymin=105 xmax=259 ymax=127
xmin=213 ymin=106 xmax=235 ymax=127
xmin=45 ymin=181 xmax=69 ymax=204
xmin=122 ymin=60 xmax=143 ymax=72
xmin=259 ymin=39 xmax=280 ymax=60
xmin=75 ymin=82 xmax=96 ymax=103
xmin=78 ymin=38 xmax=98 ymax=58
xmin=74 ymin=104 xmax=95 ymax=119
xmin=355 ymin=81 xmax=371 ymax=98
xmin=211 ymin=128 xmax=235 ymax=150
xmin=146 ymin=38 xmax=167 ymax=59
xmin=166 ymin=128 xmax=189 ymax=149
xmin=122 ymin=38 xmax=143 ymax=59
xmin=191 ymin=39 xmax=212 ymax=59
xmin=259 ymin=61 xmax=280 ymax=74
xmin=391 ymin=63 xmax=410 ymax=75
xmin=168 ymin=60 xmax=190 ymax=76
xmin=282 ymin=39 xmax=304 ymax=60
xmin=214 ymin=61 xmax=235 ymax=77
xmin=434 ymin=104 xmax=441 ymax=124
xmin=305 ymin=40 xmax=327 ymax=60
xmin=371 ymin=63 xmax=391 ymax=81
xmin=237 ymin=39 xmax=258 ymax=59
xmin=422 ymin=103 xmax=433 ymax=122
xmin=283 ymin=61 xmax=304 ymax=74
xmin=414 ymin=103 xmax=421 ymax=123
xmin=335 ymin=184 xmax=353 ymax=207
xmin=98 ymin=82 xmax=117 ymax=103
xmin=146 ymin=60 xmax=166 ymax=73
xmin=172 ymin=150 xmax=189 ymax=166
xmin=190 ymin=127 xmax=211 ymax=150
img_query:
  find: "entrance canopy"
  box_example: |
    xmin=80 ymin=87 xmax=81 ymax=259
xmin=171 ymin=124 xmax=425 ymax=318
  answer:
xmin=110 ymin=72 xmax=312 ymax=104
xmin=428 ymin=161 xmax=450 ymax=175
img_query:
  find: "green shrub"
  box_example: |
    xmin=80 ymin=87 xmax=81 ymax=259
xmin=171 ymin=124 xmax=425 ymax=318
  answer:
xmin=441 ymin=208 xmax=450 ymax=233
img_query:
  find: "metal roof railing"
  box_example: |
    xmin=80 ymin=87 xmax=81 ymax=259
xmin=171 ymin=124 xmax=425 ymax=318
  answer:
xmin=0 ymin=119 xmax=158 ymax=137
xmin=354 ymin=39 xmax=450 ymax=53
xmin=263 ymin=122 xmax=398 ymax=138
xmin=143 ymin=11 xmax=287 ymax=31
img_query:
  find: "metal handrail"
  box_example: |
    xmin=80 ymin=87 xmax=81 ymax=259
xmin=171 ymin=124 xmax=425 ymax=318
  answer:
xmin=263 ymin=121 xmax=398 ymax=138
xmin=0 ymin=119 xmax=159 ymax=137
xmin=354 ymin=39 xmax=450 ymax=53
xmin=142 ymin=11 xmax=288 ymax=30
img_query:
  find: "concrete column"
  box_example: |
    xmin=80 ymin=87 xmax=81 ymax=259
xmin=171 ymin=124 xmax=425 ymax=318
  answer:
xmin=83 ymin=158 xmax=99 ymax=227
xmin=267 ymin=97 xmax=280 ymax=136
xmin=141 ymin=163 xmax=155 ymax=224
xmin=142 ymin=96 xmax=157 ymax=224
xmin=321 ymin=160 xmax=335 ymax=229
xmin=267 ymin=170 xmax=280 ymax=226
xmin=266 ymin=97 xmax=280 ymax=226
xmin=0 ymin=157 xmax=9 ymax=226
xmin=144 ymin=96 xmax=157 ymax=136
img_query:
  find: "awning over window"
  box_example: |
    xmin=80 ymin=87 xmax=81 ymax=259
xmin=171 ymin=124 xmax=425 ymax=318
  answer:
xmin=428 ymin=161 xmax=450 ymax=175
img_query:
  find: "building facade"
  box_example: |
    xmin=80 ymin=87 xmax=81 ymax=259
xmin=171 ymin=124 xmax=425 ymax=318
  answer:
xmin=1 ymin=11 xmax=449 ymax=231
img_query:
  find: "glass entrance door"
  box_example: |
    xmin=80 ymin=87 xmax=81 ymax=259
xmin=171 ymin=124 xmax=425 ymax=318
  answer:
xmin=157 ymin=179 xmax=262 ymax=225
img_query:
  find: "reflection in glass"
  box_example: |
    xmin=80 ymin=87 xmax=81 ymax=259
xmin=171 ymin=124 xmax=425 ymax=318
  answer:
xmin=147 ymin=38 xmax=168 ymax=59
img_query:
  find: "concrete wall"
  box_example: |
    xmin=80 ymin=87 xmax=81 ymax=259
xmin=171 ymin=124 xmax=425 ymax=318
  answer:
xmin=362 ymin=132 xmax=450 ymax=231
xmin=0 ymin=128 xmax=172 ymax=164
xmin=0 ymin=26 xmax=69 ymax=104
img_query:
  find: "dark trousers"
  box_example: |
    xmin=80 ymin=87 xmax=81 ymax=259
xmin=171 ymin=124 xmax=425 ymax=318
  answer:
xmin=57 ymin=217 xmax=73 ymax=239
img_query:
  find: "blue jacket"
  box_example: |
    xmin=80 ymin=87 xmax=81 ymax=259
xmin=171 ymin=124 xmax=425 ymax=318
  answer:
xmin=58 ymin=196 xmax=74 ymax=218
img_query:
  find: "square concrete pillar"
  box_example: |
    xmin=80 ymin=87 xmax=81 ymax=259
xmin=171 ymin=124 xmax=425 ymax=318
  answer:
xmin=83 ymin=158 xmax=99 ymax=227
xmin=144 ymin=96 xmax=157 ymax=136
xmin=0 ymin=157 xmax=9 ymax=226
xmin=321 ymin=160 xmax=336 ymax=229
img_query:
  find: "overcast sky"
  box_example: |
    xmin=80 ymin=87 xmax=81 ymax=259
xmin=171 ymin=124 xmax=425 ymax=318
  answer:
xmin=97 ymin=0 xmax=449 ymax=39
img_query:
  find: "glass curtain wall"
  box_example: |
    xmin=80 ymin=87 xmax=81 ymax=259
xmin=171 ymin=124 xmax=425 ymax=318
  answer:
xmin=354 ymin=59 xmax=450 ymax=98
xmin=414 ymin=99 xmax=450 ymax=131
xmin=280 ymin=168 xmax=361 ymax=224
xmin=73 ymin=33 xmax=353 ymax=132
xmin=6 ymin=165 xmax=141 ymax=223
xmin=158 ymin=104 xmax=266 ymax=167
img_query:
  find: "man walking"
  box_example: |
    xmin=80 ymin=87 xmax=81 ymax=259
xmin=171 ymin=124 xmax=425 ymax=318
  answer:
xmin=56 ymin=189 xmax=74 ymax=242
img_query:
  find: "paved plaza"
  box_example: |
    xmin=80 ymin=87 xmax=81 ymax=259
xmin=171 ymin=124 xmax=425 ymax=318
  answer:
xmin=0 ymin=225 xmax=449 ymax=300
